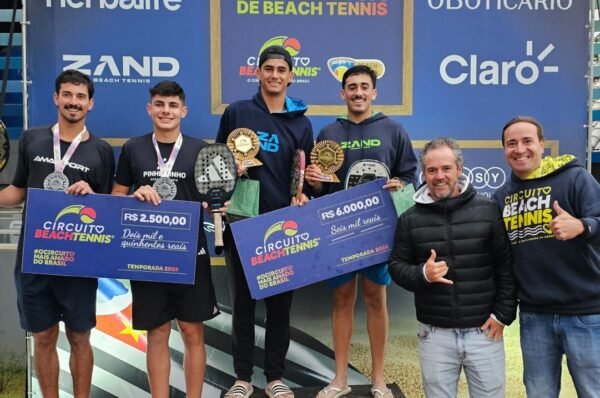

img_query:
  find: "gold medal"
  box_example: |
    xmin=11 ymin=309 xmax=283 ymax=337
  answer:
xmin=310 ymin=140 xmax=344 ymax=183
xmin=227 ymin=128 xmax=262 ymax=168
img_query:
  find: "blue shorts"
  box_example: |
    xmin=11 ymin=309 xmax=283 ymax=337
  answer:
xmin=327 ymin=263 xmax=391 ymax=289
xmin=14 ymin=267 xmax=97 ymax=333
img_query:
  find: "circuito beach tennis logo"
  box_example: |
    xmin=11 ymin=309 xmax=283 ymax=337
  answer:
xmin=251 ymin=219 xmax=320 ymax=265
xmin=34 ymin=204 xmax=113 ymax=243
xmin=241 ymin=35 xmax=321 ymax=83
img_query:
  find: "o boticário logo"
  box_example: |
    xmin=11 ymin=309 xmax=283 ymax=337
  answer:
xmin=251 ymin=220 xmax=320 ymax=266
xmin=327 ymin=57 xmax=386 ymax=82
xmin=34 ymin=204 xmax=113 ymax=244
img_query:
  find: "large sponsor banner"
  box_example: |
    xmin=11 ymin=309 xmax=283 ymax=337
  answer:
xmin=22 ymin=189 xmax=200 ymax=284
xmin=26 ymin=2 xmax=588 ymax=163
xmin=231 ymin=179 xmax=396 ymax=299
xmin=213 ymin=0 xmax=412 ymax=115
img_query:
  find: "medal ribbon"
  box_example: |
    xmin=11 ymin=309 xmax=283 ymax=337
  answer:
xmin=152 ymin=133 xmax=183 ymax=178
xmin=52 ymin=123 xmax=86 ymax=173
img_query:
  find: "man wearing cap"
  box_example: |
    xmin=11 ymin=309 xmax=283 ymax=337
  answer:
xmin=216 ymin=45 xmax=314 ymax=398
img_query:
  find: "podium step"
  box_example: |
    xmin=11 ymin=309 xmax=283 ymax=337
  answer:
xmin=221 ymin=383 xmax=405 ymax=397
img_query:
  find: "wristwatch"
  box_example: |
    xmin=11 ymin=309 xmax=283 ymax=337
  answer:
xmin=579 ymin=218 xmax=592 ymax=236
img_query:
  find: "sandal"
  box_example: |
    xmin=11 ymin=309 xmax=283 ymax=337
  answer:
xmin=224 ymin=382 xmax=253 ymax=398
xmin=265 ymin=381 xmax=294 ymax=398
xmin=316 ymin=385 xmax=351 ymax=398
xmin=371 ymin=387 xmax=393 ymax=398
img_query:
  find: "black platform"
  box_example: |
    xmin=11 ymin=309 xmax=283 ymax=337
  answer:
xmin=221 ymin=383 xmax=405 ymax=397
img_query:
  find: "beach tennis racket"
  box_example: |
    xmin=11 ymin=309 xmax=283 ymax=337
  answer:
xmin=344 ymin=159 xmax=390 ymax=189
xmin=195 ymin=143 xmax=237 ymax=248
xmin=0 ymin=120 xmax=9 ymax=173
xmin=290 ymin=149 xmax=305 ymax=202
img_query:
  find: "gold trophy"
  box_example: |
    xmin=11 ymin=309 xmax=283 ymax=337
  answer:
xmin=227 ymin=128 xmax=262 ymax=168
xmin=310 ymin=140 xmax=344 ymax=183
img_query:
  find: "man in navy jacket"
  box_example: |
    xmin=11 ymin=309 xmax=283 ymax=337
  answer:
xmin=494 ymin=116 xmax=600 ymax=398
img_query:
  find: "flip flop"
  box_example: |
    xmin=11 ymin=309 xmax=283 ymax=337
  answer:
xmin=224 ymin=382 xmax=253 ymax=398
xmin=371 ymin=387 xmax=393 ymax=398
xmin=316 ymin=385 xmax=352 ymax=398
xmin=265 ymin=381 xmax=294 ymax=398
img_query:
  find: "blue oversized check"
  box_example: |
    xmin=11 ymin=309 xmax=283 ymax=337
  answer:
xmin=231 ymin=179 xmax=398 ymax=299
xmin=22 ymin=189 xmax=200 ymax=284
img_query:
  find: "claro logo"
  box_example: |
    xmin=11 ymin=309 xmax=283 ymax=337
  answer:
xmin=440 ymin=40 xmax=558 ymax=85
xmin=63 ymin=55 xmax=180 ymax=78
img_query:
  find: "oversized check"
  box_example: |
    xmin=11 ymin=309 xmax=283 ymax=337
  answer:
xmin=231 ymin=179 xmax=397 ymax=299
xmin=22 ymin=189 xmax=200 ymax=284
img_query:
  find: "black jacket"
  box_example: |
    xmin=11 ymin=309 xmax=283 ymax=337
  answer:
xmin=389 ymin=177 xmax=517 ymax=328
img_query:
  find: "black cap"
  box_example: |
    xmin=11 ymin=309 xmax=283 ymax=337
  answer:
xmin=259 ymin=45 xmax=293 ymax=70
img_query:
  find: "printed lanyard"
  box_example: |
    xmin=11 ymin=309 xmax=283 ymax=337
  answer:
xmin=152 ymin=133 xmax=183 ymax=178
xmin=52 ymin=123 xmax=86 ymax=173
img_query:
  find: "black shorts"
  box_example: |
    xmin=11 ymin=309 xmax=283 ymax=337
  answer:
xmin=14 ymin=267 xmax=97 ymax=333
xmin=131 ymin=254 xmax=220 ymax=330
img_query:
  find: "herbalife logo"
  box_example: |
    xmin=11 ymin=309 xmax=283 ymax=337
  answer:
xmin=197 ymin=155 xmax=235 ymax=183
xmin=440 ymin=40 xmax=559 ymax=85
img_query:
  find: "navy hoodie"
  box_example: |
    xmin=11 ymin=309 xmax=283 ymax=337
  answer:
xmin=216 ymin=90 xmax=314 ymax=214
xmin=493 ymin=155 xmax=600 ymax=314
xmin=316 ymin=112 xmax=417 ymax=195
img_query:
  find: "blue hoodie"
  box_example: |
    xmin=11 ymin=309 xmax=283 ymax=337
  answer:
xmin=493 ymin=155 xmax=600 ymax=314
xmin=216 ymin=90 xmax=314 ymax=214
xmin=316 ymin=112 xmax=417 ymax=195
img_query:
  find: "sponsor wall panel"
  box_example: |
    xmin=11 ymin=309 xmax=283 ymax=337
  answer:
xmin=26 ymin=1 xmax=209 ymax=139
xmin=212 ymin=0 xmax=412 ymax=115
xmin=26 ymin=1 xmax=588 ymax=159
xmin=24 ymin=1 xmax=589 ymax=396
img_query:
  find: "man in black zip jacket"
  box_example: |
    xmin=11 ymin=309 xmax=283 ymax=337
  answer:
xmin=389 ymin=137 xmax=516 ymax=398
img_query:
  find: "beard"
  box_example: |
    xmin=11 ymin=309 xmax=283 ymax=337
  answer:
xmin=59 ymin=104 xmax=86 ymax=123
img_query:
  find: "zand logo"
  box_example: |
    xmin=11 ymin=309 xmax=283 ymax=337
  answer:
xmin=327 ymin=57 xmax=386 ymax=82
xmin=241 ymin=36 xmax=321 ymax=83
xmin=34 ymin=205 xmax=113 ymax=243
xmin=63 ymin=54 xmax=179 ymax=85
xmin=251 ymin=220 xmax=319 ymax=265
xmin=257 ymin=130 xmax=280 ymax=153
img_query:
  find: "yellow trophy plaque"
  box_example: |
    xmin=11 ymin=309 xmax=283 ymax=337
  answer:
xmin=310 ymin=140 xmax=344 ymax=183
xmin=227 ymin=128 xmax=262 ymax=168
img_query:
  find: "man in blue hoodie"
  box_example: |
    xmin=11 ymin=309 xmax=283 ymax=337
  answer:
xmin=305 ymin=65 xmax=417 ymax=398
xmin=494 ymin=116 xmax=600 ymax=398
xmin=216 ymin=45 xmax=314 ymax=398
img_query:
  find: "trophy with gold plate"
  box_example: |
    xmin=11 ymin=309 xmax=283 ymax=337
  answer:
xmin=226 ymin=128 xmax=263 ymax=168
xmin=310 ymin=140 xmax=344 ymax=183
